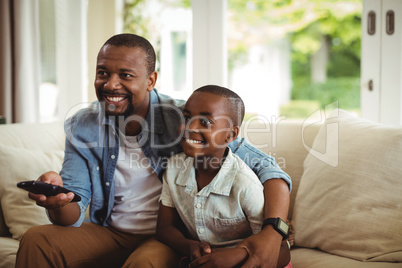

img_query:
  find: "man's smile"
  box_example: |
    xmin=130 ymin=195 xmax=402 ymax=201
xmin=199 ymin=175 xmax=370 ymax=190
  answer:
xmin=102 ymin=92 xmax=130 ymax=105
xmin=105 ymin=96 xmax=126 ymax=102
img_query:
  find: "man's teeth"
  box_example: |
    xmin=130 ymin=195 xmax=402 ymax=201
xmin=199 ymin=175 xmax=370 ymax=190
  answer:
xmin=106 ymin=96 xmax=124 ymax=102
xmin=186 ymin=139 xmax=202 ymax=144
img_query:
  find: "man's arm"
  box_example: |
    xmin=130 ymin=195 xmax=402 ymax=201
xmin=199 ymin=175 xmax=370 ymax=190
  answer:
xmin=229 ymin=138 xmax=291 ymax=268
xmin=28 ymin=171 xmax=81 ymax=226
xmin=30 ymin=115 xmax=95 ymax=226
xmin=237 ymin=178 xmax=290 ymax=268
xmin=228 ymin=137 xmax=292 ymax=190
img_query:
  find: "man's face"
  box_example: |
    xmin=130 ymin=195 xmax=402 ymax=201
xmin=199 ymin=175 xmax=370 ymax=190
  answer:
xmin=179 ymin=92 xmax=235 ymax=159
xmin=95 ymin=45 xmax=156 ymax=117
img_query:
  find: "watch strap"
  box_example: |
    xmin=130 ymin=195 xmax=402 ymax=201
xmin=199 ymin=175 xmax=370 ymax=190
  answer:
xmin=261 ymin=217 xmax=289 ymax=240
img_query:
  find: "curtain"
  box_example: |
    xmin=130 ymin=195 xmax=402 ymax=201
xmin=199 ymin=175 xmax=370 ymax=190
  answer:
xmin=0 ymin=0 xmax=41 ymax=124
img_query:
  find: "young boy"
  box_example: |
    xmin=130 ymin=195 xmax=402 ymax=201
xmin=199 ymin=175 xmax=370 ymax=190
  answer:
xmin=156 ymin=85 xmax=291 ymax=268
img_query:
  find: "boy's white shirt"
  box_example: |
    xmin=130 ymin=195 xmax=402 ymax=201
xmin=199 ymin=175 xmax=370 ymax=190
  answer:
xmin=160 ymin=148 xmax=264 ymax=247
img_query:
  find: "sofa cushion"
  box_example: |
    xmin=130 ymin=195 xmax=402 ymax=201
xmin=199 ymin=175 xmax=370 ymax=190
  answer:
xmin=0 ymin=144 xmax=64 ymax=240
xmin=292 ymin=109 xmax=402 ymax=262
xmin=291 ymin=248 xmax=402 ymax=268
xmin=241 ymin=120 xmax=320 ymax=220
xmin=0 ymin=237 xmax=19 ymax=268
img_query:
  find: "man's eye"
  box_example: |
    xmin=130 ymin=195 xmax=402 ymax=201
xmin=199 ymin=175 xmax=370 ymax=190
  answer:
xmin=121 ymin=73 xmax=133 ymax=78
xmin=97 ymin=71 xmax=107 ymax=76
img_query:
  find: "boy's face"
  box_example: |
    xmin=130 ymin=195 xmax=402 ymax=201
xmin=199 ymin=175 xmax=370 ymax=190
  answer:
xmin=179 ymin=91 xmax=236 ymax=159
xmin=94 ymin=45 xmax=156 ymax=117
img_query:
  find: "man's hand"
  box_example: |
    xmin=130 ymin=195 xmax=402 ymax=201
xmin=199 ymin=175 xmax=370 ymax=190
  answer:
xmin=28 ymin=171 xmax=80 ymax=226
xmin=237 ymin=226 xmax=282 ymax=268
xmin=28 ymin=171 xmax=75 ymax=210
xmin=189 ymin=247 xmax=248 ymax=268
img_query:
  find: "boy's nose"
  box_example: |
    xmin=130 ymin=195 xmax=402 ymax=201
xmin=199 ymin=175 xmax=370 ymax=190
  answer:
xmin=187 ymin=118 xmax=201 ymax=132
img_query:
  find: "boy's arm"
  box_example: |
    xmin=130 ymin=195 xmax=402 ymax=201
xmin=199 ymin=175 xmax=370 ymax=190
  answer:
xmin=156 ymin=203 xmax=205 ymax=258
xmin=157 ymin=170 xmax=210 ymax=259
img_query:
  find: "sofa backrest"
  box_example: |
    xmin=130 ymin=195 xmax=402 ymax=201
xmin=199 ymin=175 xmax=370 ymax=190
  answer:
xmin=240 ymin=119 xmax=320 ymax=220
xmin=0 ymin=119 xmax=320 ymax=238
xmin=0 ymin=122 xmax=65 ymax=151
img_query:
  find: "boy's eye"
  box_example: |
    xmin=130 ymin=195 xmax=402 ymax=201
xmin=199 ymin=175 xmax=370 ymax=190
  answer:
xmin=184 ymin=114 xmax=191 ymax=122
xmin=200 ymin=117 xmax=212 ymax=126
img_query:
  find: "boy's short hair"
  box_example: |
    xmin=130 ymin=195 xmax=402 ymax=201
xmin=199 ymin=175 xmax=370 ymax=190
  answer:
xmin=103 ymin=33 xmax=156 ymax=75
xmin=194 ymin=85 xmax=245 ymax=126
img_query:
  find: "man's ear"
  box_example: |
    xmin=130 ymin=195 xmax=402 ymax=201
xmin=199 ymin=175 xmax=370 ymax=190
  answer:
xmin=226 ymin=126 xmax=240 ymax=143
xmin=147 ymin=71 xmax=158 ymax=92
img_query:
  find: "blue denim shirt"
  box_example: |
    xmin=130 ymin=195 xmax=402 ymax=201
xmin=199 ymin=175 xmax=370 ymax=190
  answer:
xmin=60 ymin=89 xmax=291 ymax=227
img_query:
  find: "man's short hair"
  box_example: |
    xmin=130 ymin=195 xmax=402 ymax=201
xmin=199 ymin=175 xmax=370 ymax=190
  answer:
xmin=103 ymin=33 xmax=156 ymax=75
xmin=194 ymin=85 xmax=245 ymax=126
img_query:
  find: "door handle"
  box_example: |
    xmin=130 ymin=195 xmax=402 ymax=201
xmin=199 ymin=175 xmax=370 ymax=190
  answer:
xmin=368 ymin=11 xmax=376 ymax=35
xmin=386 ymin=10 xmax=394 ymax=35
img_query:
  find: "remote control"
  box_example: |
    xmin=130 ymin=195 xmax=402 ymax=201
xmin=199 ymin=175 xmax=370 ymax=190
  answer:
xmin=17 ymin=181 xmax=81 ymax=202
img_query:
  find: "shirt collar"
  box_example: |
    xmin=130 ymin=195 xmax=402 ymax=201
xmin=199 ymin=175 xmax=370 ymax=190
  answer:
xmin=144 ymin=89 xmax=163 ymax=134
xmin=175 ymin=148 xmax=238 ymax=197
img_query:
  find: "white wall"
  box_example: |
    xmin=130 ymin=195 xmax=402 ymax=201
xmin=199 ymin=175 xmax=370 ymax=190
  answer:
xmin=87 ymin=0 xmax=124 ymax=103
xmin=192 ymin=0 xmax=228 ymax=89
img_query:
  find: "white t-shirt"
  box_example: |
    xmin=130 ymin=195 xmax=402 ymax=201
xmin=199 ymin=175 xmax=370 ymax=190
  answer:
xmin=107 ymin=133 xmax=162 ymax=234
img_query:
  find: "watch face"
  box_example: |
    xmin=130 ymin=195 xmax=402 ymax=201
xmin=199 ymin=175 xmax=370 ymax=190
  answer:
xmin=278 ymin=219 xmax=289 ymax=235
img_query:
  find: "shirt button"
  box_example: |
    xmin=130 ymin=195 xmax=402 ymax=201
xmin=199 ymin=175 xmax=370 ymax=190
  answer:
xmin=111 ymin=155 xmax=115 ymax=159
xmin=96 ymin=166 xmax=99 ymax=171
xmin=198 ymin=228 xmax=204 ymax=234
xmin=196 ymin=203 xmax=202 ymax=208
xmin=105 ymin=182 xmax=110 ymax=187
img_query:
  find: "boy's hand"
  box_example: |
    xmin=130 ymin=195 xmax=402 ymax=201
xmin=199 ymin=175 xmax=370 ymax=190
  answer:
xmin=189 ymin=242 xmax=211 ymax=262
xmin=189 ymin=247 xmax=248 ymax=268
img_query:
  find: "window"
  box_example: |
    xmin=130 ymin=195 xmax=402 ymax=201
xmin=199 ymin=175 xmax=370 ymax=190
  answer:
xmin=38 ymin=0 xmax=88 ymax=122
xmin=124 ymin=0 xmax=193 ymax=100
xmin=227 ymin=0 xmax=362 ymax=120
xmin=123 ymin=0 xmax=363 ymax=122
xmin=38 ymin=0 xmax=58 ymax=122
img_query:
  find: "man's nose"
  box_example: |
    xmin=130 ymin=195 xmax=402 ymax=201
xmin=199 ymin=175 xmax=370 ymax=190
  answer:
xmin=104 ymin=74 xmax=122 ymax=90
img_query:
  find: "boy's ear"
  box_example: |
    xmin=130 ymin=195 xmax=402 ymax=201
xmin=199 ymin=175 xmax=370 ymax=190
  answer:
xmin=226 ymin=126 xmax=240 ymax=143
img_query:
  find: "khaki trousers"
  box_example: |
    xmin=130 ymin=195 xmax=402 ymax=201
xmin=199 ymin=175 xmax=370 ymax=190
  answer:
xmin=15 ymin=223 xmax=180 ymax=268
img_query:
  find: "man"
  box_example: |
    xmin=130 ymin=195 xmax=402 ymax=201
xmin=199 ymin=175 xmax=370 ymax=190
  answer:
xmin=16 ymin=33 xmax=291 ymax=268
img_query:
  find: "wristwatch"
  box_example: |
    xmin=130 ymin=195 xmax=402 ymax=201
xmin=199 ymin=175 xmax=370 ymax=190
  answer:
xmin=261 ymin=217 xmax=289 ymax=240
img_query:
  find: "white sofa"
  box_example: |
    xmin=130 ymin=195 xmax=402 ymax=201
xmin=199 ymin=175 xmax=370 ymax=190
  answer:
xmin=0 ymin=109 xmax=401 ymax=267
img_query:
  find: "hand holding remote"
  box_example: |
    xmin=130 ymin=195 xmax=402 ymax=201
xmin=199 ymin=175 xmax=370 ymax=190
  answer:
xmin=19 ymin=171 xmax=80 ymax=209
xmin=17 ymin=181 xmax=81 ymax=202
